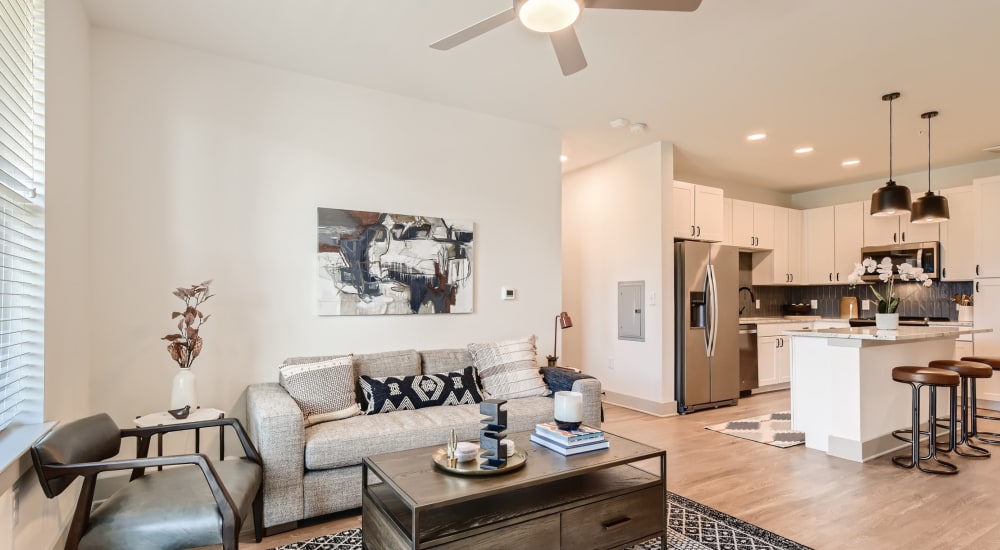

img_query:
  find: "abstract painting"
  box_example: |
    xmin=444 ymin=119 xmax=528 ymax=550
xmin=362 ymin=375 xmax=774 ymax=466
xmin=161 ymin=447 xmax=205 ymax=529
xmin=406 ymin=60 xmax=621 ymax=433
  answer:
xmin=317 ymin=207 xmax=474 ymax=315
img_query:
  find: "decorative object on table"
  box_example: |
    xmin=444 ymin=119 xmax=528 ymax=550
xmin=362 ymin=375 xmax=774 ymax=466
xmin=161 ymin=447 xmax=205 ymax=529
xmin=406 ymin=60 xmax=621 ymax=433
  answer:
xmin=478 ymin=399 xmax=508 ymax=470
xmin=166 ymin=405 xmax=191 ymax=420
xmin=430 ymin=445 xmax=527 ymax=476
xmin=954 ymin=293 xmax=974 ymax=322
xmin=839 ymin=296 xmax=860 ymax=320
xmin=847 ymin=257 xmax=932 ymax=329
xmin=870 ymin=92 xmax=912 ymax=217
xmin=455 ymin=441 xmax=478 ymax=462
xmin=909 ymin=110 xmax=949 ymax=223
xmin=548 ymin=311 xmax=573 ymax=366
xmin=268 ymin=491 xmax=813 ymax=550
xmin=704 ymin=411 xmax=805 ymax=449
xmin=530 ymin=423 xmax=609 ymax=456
xmin=446 ymin=428 xmax=457 ymax=466
xmin=316 ymin=207 xmax=473 ymax=316
xmin=162 ymin=280 xmax=213 ymax=409
xmin=553 ymin=390 xmax=584 ymax=430
xmin=499 ymin=438 xmax=514 ymax=457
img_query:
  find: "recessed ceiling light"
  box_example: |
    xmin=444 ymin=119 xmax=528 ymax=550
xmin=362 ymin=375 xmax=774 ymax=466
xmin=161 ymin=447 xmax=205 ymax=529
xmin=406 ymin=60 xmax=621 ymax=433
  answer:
xmin=794 ymin=146 xmax=814 ymax=154
xmin=842 ymin=159 xmax=861 ymax=166
xmin=560 ymin=155 xmax=568 ymax=163
xmin=746 ymin=133 xmax=767 ymax=141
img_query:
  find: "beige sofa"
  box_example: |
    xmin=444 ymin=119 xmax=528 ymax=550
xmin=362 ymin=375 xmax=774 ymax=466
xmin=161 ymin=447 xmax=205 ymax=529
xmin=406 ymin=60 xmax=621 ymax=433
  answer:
xmin=245 ymin=348 xmax=602 ymax=533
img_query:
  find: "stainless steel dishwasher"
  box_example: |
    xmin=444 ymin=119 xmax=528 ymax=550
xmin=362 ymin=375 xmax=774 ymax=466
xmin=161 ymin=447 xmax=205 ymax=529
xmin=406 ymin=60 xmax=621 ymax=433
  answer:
xmin=738 ymin=324 xmax=758 ymax=395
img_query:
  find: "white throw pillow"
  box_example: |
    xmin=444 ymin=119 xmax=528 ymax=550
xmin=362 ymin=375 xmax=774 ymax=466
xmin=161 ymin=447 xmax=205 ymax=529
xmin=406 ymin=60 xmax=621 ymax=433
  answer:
xmin=468 ymin=335 xmax=550 ymax=400
xmin=279 ymin=355 xmax=361 ymax=426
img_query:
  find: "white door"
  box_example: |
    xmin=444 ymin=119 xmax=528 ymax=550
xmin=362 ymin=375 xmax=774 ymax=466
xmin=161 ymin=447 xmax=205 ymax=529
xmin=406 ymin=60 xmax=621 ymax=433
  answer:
xmin=974 ymin=176 xmax=1000 ymax=277
xmin=974 ymin=278 xmax=1000 ymax=402
xmin=731 ymin=199 xmax=755 ymax=248
xmin=902 ymin=216 xmax=939 ymax=243
xmin=787 ymin=209 xmax=803 ymax=284
xmin=771 ymin=207 xmax=789 ymax=283
xmin=672 ymin=181 xmax=696 ymax=239
xmin=722 ymin=198 xmax=733 ymax=245
xmin=753 ymin=203 xmax=775 ymax=250
xmin=694 ymin=185 xmax=725 ymax=242
xmin=940 ymin=186 xmax=976 ymax=281
xmin=862 ymin=199 xmax=900 ymax=246
xmin=834 ymin=202 xmax=864 ymax=283
xmin=757 ymin=335 xmax=778 ymax=387
xmin=776 ymin=336 xmax=791 ymax=383
xmin=804 ymin=206 xmax=835 ymax=284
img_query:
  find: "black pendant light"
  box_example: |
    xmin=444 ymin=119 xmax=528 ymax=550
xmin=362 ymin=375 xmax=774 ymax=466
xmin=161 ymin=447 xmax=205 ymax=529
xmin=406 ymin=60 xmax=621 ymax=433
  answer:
xmin=870 ymin=92 xmax=912 ymax=217
xmin=910 ymin=111 xmax=950 ymax=224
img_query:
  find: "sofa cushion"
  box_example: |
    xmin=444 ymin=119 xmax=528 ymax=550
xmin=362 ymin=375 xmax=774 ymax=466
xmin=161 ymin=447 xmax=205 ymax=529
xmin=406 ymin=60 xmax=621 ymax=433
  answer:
xmin=420 ymin=348 xmax=474 ymax=374
xmin=354 ymin=350 xmax=421 ymax=379
xmin=303 ymin=396 xmax=556 ymax=470
xmin=359 ymin=366 xmax=485 ymax=415
xmin=279 ymin=356 xmax=361 ymax=426
xmin=468 ymin=336 xmax=550 ymax=400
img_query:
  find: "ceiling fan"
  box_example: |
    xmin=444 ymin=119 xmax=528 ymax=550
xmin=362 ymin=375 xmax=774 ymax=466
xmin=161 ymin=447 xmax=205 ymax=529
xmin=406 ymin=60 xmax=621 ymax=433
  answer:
xmin=430 ymin=0 xmax=703 ymax=76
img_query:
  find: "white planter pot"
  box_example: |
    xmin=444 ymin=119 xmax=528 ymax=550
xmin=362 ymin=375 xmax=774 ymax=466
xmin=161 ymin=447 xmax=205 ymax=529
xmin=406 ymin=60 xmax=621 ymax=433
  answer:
xmin=170 ymin=368 xmax=198 ymax=409
xmin=875 ymin=313 xmax=899 ymax=330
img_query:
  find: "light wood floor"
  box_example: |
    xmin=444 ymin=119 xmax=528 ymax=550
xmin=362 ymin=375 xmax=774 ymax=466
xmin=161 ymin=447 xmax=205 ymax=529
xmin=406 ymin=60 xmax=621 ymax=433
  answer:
xmin=241 ymin=390 xmax=1000 ymax=549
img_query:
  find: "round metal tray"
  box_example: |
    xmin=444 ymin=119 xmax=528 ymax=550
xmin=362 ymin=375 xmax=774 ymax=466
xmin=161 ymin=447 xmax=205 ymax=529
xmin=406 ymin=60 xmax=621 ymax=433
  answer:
xmin=431 ymin=446 xmax=527 ymax=476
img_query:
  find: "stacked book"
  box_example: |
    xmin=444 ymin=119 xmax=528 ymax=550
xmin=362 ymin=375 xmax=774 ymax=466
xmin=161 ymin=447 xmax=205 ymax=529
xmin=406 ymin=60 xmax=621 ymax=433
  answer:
xmin=530 ymin=422 xmax=609 ymax=455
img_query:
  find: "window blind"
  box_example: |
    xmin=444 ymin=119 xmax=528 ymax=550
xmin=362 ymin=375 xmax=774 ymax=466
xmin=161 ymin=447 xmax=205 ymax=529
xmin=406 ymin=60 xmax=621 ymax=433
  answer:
xmin=0 ymin=0 xmax=43 ymax=431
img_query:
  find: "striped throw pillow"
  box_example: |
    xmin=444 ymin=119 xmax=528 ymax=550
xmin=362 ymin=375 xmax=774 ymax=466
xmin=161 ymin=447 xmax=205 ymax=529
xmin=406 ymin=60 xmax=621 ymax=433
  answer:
xmin=468 ymin=336 xmax=550 ymax=400
xmin=279 ymin=355 xmax=361 ymax=426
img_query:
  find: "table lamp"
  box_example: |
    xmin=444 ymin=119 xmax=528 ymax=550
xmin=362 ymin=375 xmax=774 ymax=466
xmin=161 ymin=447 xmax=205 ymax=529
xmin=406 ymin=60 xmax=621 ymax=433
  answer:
xmin=550 ymin=311 xmax=573 ymax=365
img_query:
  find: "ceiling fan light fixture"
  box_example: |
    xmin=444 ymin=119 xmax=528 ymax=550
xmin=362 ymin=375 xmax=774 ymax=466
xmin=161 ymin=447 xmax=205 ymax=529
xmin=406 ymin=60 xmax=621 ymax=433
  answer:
xmin=516 ymin=0 xmax=581 ymax=33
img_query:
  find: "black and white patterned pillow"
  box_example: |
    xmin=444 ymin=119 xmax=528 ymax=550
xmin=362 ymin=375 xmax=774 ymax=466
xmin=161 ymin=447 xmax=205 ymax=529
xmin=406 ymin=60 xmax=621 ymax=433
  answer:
xmin=359 ymin=366 xmax=485 ymax=415
xmin=279 ymin=355 xmax=362 ymax=426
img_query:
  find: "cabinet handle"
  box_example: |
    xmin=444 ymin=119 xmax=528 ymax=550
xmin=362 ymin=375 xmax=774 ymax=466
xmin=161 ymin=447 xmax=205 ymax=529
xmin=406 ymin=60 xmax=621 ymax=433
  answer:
xmin=977 ymin=281 xmax=980 ymax=292
xmin=977 ymin=264 xmax=980 ymax=276
xmin=829 ymin=273 xmax=833 ymax=282
xmin=790 ymin=274 xmax=794 ymax=283
xmin=601 ymin=517 xmax=633 ymax=531
xmin=943 ymin=267 xmax=947 ymax=279
xmin=696 ymin=225 xmax=701 ymax=237
xmin=902 ymin=231 xmax=906 ymax=242
xmin=836 ymin=272 xmax=840 ymax=281
xmin=691 ymin=225 xmax=695 ymax=237
xmin=893 ymin=232 xmax=897 ymax=243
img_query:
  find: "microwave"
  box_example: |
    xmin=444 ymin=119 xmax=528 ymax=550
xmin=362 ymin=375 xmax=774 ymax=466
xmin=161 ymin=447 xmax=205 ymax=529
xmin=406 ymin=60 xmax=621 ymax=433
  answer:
xmin=860 ymin=241 xmax=940 ymax=281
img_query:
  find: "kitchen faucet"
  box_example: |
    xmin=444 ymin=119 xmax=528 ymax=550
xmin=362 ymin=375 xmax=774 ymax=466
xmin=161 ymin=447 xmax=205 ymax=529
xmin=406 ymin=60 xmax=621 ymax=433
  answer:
xmin=738 ymin=286 xmax=756 ymax=315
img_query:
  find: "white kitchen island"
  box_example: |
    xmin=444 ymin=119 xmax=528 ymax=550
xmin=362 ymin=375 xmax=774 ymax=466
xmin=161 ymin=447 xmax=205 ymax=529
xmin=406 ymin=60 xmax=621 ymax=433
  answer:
xmin=784 ymin=325 xmax=989 ymax=463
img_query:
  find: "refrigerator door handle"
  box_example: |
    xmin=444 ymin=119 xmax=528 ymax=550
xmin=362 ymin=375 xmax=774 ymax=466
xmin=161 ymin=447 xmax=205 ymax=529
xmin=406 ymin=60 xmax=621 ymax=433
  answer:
xmin=706 ymin=264 xmax=718 ymax=357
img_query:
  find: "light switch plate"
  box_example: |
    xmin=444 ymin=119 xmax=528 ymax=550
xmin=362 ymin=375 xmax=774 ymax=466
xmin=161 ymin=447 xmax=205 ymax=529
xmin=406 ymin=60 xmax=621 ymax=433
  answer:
xmin=501 ymin=287 xmax=516 ymax=300
xmin=755 ymin=299 xmax=761 ymax=309
xmin=861 ymin=299 xmax=870 ymax=310
xmin=810 ymin=299 xmax=818 ymax=309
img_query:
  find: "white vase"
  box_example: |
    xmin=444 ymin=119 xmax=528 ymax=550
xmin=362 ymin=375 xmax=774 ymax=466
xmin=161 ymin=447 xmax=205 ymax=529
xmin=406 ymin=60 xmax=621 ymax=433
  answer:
xmin=170 ymin=368 xmax=198 ymax=409
xmin=875 ymin=313 xmax=899 ymax=330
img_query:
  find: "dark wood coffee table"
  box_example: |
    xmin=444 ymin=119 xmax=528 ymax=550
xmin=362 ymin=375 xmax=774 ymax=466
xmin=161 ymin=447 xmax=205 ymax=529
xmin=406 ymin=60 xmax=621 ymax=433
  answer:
xmin=361 ymin=430 xmax=666 ymax=550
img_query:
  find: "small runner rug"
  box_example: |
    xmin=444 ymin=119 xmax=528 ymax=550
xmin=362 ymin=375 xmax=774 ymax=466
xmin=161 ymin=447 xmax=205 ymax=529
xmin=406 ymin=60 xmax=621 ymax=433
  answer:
xmin=704 ymin=411 xmax=805 ymax=448
xmin=267 ymin=491 xmax=811 ymax=550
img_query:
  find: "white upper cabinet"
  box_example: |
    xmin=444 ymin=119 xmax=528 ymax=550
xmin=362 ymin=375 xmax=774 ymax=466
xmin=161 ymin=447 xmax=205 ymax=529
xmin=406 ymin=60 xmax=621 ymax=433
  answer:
xmin=673 ymin=181 xmax=724 ymax=242
xmin=940 ymin=186 xmax=975 ymax=281
xmin=732 ymin=199 xmax=774 ymax=249
xmin=722 ymin=198 xmax=733 ymax=245
xmin=974 ymin=175 xmax=1000 ymax=278
xmin=862 ymin=200 xmax=939 ymax=246
xmin=804 ymin=202 xmax=863 ymax=284
xmin=751 ymin=206 xmax=803 ymax=284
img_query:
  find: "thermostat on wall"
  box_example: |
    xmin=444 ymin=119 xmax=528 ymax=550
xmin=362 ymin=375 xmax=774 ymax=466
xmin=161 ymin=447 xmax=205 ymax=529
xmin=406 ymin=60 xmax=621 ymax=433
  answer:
xmin=501 ymin=287 xmax=516 ymax=300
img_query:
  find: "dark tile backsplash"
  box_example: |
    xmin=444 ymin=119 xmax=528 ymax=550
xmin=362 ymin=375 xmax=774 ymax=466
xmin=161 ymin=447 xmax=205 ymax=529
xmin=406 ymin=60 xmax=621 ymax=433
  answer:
xmin=736 ymin=252 xmax=973 ymax=320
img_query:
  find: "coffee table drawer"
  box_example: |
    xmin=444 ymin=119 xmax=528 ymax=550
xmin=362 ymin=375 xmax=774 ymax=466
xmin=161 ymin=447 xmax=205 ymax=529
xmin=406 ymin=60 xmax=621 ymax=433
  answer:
xmin=560 ymin=486 xmax=662 ymax=549
xmin=435 ymin=514 xmax=560 ymax=550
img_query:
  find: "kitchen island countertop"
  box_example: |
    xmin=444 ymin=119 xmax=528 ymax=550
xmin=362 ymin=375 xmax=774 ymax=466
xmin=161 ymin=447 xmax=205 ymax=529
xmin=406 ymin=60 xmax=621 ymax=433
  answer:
xmin=783 ymin=325 xmax=986 ymax=341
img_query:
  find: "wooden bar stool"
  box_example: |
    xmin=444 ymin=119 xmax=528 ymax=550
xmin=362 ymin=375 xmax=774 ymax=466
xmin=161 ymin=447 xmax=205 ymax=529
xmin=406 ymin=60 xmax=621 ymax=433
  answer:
xmin=928 ymin=360 xmax=992 ymax=458
xmin=891 ymin=366 xmax=960 ymax=474
xmin=960 ymin=356 xmax=1000 ymax=444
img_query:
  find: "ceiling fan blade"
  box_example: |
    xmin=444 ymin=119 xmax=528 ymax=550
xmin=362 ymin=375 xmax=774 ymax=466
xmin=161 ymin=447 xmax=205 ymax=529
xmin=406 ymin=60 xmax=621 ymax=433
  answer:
xmin=585 ymin=0 xmax=702 ymax=11
xmin=550 ymin=26 xmax=587 ymax=76
xmin=430 ymin=8 xmax=516 ymax=50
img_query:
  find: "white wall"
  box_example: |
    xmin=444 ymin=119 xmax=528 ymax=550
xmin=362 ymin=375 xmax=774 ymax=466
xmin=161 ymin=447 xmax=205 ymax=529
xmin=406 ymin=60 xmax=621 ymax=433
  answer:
xmin=562 ymin=142 xmax=675 ymax=414
xmin=791 ymin=157 xmax=1000 ymax=209
xmin=6 ymin=1 xmax=94 ymax=548
xmin=87 ymin=31 xmax=562 ymax=431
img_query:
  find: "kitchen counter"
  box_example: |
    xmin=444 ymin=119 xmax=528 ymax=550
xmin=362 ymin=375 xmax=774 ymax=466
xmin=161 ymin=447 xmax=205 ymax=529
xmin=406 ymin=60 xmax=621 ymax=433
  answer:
xmin=786 ymin=325 xmax=992 ymax=463
xmin=784 ymin=325 xmax=986 ymax=341
xmin=739 ymin=316 xmax=840 ymax=324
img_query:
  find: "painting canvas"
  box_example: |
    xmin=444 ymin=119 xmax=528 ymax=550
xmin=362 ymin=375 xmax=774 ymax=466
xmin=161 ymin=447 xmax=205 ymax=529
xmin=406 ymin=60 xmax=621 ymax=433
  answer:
xmin=317 ymin=207 xmax=474 ymax=315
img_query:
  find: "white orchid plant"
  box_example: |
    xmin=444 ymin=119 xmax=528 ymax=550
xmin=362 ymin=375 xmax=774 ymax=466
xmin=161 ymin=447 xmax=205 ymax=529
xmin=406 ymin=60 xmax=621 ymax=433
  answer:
xmin=847 ymin=257 xmax=932 ymax=314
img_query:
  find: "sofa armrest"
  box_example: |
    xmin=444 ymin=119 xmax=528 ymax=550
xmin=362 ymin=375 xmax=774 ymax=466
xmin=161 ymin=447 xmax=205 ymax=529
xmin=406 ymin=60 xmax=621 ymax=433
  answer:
xmin=571 ymin=378 xmax=603 ymax=428
xmin=246 ymin=383 xmax=305 ymax=528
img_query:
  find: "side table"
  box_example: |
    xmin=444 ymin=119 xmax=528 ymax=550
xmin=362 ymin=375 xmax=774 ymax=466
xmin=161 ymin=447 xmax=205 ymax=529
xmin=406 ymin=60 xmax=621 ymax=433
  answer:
xmin=132 ymin=407 xmax=225 ymax=478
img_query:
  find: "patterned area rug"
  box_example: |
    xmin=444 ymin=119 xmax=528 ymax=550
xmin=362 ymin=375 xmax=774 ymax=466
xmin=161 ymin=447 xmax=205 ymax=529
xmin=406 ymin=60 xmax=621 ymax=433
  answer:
xmin=267 ymin=492 xmax=811 ymax=550
xmin=704 ymin=411 xmax=805 ymax=448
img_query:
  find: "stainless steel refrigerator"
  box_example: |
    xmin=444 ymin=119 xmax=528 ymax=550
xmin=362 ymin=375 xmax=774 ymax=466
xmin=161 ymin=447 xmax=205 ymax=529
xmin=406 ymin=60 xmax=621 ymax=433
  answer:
xmin=675 ymin=241 xmax=739 ymax=414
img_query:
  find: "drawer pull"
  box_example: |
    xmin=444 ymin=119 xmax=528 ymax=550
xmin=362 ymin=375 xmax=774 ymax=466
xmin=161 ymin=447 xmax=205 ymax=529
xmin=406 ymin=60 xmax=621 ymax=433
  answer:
xmin=601 ymin=517 xmax=633 ymax=531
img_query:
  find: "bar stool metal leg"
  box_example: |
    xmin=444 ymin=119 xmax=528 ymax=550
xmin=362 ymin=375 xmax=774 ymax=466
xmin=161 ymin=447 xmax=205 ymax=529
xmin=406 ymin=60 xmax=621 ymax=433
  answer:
xmin=892 ymin=382 xmax=959 ymax=474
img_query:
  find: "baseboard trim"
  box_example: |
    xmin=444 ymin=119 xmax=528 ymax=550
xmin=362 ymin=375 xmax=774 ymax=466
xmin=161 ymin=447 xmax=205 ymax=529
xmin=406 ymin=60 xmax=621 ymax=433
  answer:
xmin=602 ymin=391 xmax=677 ymax=417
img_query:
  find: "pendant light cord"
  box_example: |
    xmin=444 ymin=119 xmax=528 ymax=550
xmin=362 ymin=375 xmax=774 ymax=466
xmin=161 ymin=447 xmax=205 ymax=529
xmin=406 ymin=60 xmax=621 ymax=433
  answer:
xmin=888 ymin=96 xmax=894 ymax=182
xmin=927 ymin=114 xmax=932 ymax=192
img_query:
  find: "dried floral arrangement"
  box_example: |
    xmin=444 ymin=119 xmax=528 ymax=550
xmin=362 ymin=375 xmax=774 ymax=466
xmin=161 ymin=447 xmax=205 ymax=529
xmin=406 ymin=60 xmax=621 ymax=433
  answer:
xmin=162 ymin=280 xmax=213 ymax=369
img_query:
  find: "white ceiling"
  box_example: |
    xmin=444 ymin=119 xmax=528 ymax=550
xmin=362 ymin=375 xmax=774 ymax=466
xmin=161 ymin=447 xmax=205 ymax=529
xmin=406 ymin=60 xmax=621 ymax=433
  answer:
xmin=80 ymin=0 xmax=1000 ymax=193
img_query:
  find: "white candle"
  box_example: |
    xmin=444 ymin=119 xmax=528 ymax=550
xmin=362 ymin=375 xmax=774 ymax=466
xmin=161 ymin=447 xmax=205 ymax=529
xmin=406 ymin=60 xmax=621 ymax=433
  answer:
xmin=554 ymin=391 xmax=583 ymax=423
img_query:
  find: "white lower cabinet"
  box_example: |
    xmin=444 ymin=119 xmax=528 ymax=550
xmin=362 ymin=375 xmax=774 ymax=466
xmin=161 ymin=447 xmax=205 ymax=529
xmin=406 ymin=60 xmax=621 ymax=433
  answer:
xmin=756 ymin=322 xmax=811 ymax=387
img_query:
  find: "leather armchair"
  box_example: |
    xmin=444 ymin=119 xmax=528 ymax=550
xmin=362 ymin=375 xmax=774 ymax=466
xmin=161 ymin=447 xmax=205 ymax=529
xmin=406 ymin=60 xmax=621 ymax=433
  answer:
xmin=31 ymin=413 xmax=263 ymax=550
